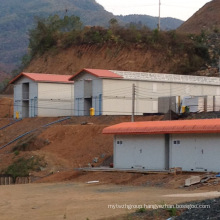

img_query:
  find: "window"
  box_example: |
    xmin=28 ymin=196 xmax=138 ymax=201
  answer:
xmin=173 ymin=140 xmax=180 ymax=145
xmin=117 ymin=140 xmax=123 ymax=145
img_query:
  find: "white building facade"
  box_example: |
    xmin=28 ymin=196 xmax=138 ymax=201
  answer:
xmin=70 ymin=69 xmax=220 ymax=116
xmin=103 ymin=119 xmax=220 ymax=172
xmin=10 ymin=73 xmax=74 ymax=118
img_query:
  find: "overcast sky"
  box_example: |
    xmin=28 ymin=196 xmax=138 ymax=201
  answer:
xmin=96 ymin=0 xmax=212 ymax=21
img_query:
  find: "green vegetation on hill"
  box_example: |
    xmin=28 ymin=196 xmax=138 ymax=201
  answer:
xmin=23 ymin=15 xmax=211 ymax=76
xmin=118 ymin=14 xmax=183 ymax=30
xmin=0 ymin=0 xmax=183 ymax=72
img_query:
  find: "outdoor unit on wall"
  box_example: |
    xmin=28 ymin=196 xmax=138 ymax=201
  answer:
xmin=181 ymin=96 xmax=214 ymax=113
xmin=158 ymin=96 xmax=181 ymax=114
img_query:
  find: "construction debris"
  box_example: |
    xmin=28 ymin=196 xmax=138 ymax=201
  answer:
xmin=185 ymin=176 xmax=201 ymax=186
xmin=169 ymin=167 xmax=182 ymax=175
xmin=184 ymin=174 xmax=218 ymax=187
xmin=86 ymin=181 xmax=99 ymax=184
xmin=200 ymin=175 xmax=213 ymax=183
xmin=93 ymin=157 xmax=98 ymax=163
xmin=81 ymin=122 xmax=94 ymax=125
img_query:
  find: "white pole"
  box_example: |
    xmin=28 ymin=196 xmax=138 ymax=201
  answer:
xmin=132 ymin=84 xmax=135 ymax=122
xmin=219 ymin=56 xmax=220 ymax=73
xmin=158 ymin=0 xmax=161 ymax=31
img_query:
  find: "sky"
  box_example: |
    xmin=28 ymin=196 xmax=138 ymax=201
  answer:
xmin=96 ymin=0 xmax=212 ymax=21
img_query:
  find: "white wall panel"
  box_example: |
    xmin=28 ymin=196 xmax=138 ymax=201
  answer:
xmin=170 ymin=133 xmax=220 ymax=172
xmin=114 ymin=135 xmax=165 ymax=169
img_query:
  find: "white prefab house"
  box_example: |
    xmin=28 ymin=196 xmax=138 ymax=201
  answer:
xmin=103 ymin=119 xmax=220 ymax=172
xmin=69 ymin=68 xmax=220 ymax=116
xmin=10 ymin=72 xmax=74 ymax=118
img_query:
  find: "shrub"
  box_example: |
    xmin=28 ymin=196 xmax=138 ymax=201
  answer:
xmin=5 ymin=156 xmax=46 ymax=181
xmin=136 ymin=207 xmax=147 ymax=213
xmin=167 ymin=207 xmax=177 ymax=217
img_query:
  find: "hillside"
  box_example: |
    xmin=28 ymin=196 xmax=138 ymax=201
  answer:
xmin=0 ymin=72 xmax=10 ymax=92
xmin=0 ymin=115 xmax=163 ymax=177
xmin=117 ymin=14 xmax=183 ymax=31
xmin=0 ymin=0 xmax=113 ymax=72
xmin=0 ymin=0 xmax=183 ymax=72
xmin=178 ymin=0 xmax=220 ymax=34
xmin=23 ymin=42 xmax=201 ymax=76
xmin=24 ymin=21 xmax=218 ymax=77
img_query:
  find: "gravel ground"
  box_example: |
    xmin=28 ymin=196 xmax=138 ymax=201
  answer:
xmin=175 ymin=197 xmax=220 ymax=220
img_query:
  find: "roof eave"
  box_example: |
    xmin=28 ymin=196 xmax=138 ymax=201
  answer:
xmin=9 ymin=72 xmax=27 ymax=84
xmin=69 ymin=68 xmax=124 ymax=80
xmin=103 ymin=130 xmax=220 ymax=135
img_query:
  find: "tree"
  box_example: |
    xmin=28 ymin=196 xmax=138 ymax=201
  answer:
xmin=28 ymin=15 xmax=83 ymax=56
xmin=109 ymin=18 xmax=118 ymax=28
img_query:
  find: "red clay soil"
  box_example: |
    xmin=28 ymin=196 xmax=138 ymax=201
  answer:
xmin=36 ymin=170 xmax=190 ymax=188
xmin=0 ymin=115 xmax=163 ymax=179
xmin=0 ymin=114 xmax=220 ymax=191
xmin=0 ymin=97 xmax=13 ymax=118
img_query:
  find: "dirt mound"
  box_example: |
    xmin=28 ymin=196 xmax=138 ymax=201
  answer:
xmin=24 ymin=43 xmax=191 ymax=76
xmin=178 ymin=0 xmax=220 ymax=34
xmin=38 ymin=124 xmax=114 ymax=169
xmin=0 ymin=115 xmax=163 ymax=179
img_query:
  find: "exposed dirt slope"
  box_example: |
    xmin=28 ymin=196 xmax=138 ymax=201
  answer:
xmin=0 ymin=115 xmax=163 ymax=176
xmin=0 ymin=97 xmax=13 ymax=118
xmin=178 ymin=0 xmax=220 ymax=34
xmin=25 ymin=44 xmax=188 ymax=75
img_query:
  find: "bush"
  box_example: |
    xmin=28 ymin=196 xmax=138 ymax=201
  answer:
xmin=5 ymin=156 xmax=46 ymax=181
xmin=136 ymin=207 xmax=147 ymax=213
xmin=12 ymin=134 xmax=49 ymax=152
xmin=167 ymin=207 xmax=177 ymax=217
xmin=195 ymin=45 xmax=210 ymax=60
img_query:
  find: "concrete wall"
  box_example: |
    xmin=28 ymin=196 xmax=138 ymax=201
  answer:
xmin=114 ymin=134 xmax=165 ymax=169
xmin=13 ymin=77 xmax=38 ymax=118
xmin=102 ymin=79 xmax=220 ymax=115
xmin=113 ymin=133 xmax=220 ymax=172
xmin=13 ymin=77 xmax=74 ymax=118
xmin=214 ymin=96 xmax=220 ymax=111
xmin=74 ymin=72 xmax=102 ymax=116
xmin=37 ymin=83 xmax=74 ymax=117
xmin=170 ymin=133 xmax=220 ymax=172
xmin=73 ymin=71 xmax=220 ymax=116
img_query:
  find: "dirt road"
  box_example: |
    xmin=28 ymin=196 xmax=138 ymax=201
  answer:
xmin=0 ymin=182 xmax=219 ymax=220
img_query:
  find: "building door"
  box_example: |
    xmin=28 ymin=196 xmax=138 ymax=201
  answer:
xmin=133 ymin=145 xmax=145 ymax=169
xmin=22 ymin=100 xmax=29 ymax=118
xmin=195 ymin=144 xmax=206 ymax=171
xmin=84 ymin=98 xmax=92 ymax=116
xmin=84 ymin=80 xmax=92 ymax=116
xmin=22 ymin=83 xmax=29 ymax=100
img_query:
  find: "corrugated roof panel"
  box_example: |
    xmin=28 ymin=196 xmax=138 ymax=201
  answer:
xmin=111 ymin=70 xmax=220 ymax=85
xmin=10 ymin=72 xmax=74 ymax=84
xmin=68 ymin=68 xmax=220 ymax=85
xmin=102 ymin=119 xmax=220 ymax=135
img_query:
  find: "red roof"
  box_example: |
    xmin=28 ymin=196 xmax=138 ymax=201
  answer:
xmin=103 ymin=119 xmax=220 ymax=135
xmin=69 ymin=68 xmax=123 ymax=80
xmin=10 ymin=72 xmax=74 ymax=84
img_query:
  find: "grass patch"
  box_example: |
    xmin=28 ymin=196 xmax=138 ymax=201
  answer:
xmin=136 ymin=207 xmax=147 ymax=213
xmin=14 ymin=150 xmax=19 ymax=156
xmin=12 ymin=134 xmax=50 ymax=152
xmin=167 ymin=207 xmax=177 ymax=217
xmin=4 ymin=156 xmax=46 ymax=181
